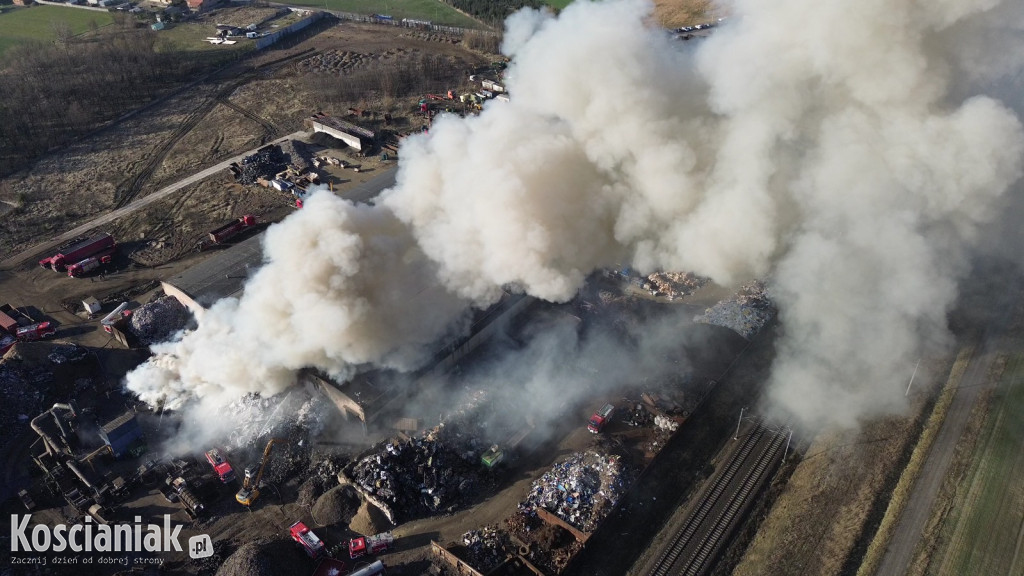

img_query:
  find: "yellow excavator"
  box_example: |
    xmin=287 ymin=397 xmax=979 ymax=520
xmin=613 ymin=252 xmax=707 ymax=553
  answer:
xmin=235 ymin=438 xmax=285 ymax=506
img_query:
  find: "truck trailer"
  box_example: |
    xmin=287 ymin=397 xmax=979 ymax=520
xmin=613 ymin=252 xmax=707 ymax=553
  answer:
xmin=67 ymin=249 xmax=115 ymax=277
xmin=39 ymin=234 xmax=115 ymax=272
xmin=208 ymin=215 xmax=256 ymax=244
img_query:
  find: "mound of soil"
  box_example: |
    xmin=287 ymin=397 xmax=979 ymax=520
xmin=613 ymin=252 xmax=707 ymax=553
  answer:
xmin=349 ymin=498 xmax=394 ymax=536
xmin=312 ymin=485 xmax=360 ymax=527
xmin=216 ymin=540 xmax=310 ymax=576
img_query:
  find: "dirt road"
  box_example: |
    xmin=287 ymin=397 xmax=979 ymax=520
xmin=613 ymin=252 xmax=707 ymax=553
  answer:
xmin=0 ymin=132 xmax=306 ymax=272
xmin=875 ymin=291 xmax=1020 ymax=576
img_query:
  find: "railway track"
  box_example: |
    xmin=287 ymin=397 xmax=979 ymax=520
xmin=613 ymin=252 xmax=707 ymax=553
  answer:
xmin=112 ymin=48 xmax=317 ymax=209
xmin=647 ymin=422 xmax=786 ymax=576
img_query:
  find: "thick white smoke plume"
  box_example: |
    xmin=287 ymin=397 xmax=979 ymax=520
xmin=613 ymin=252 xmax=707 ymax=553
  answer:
xmin=127 ymin=0 xmax=1024 ymax=432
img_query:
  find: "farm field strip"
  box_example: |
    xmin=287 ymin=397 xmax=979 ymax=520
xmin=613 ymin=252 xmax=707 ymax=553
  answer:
xmin=934 ymin=354 xmax=1024 ymax=576
xmin=0 ymin=5 xmax=113 ymax=57
xmin=281 ymin=0 xmax=482 ymax=28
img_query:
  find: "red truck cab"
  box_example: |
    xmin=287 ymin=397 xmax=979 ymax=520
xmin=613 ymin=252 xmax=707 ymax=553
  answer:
xmin=16 ymin=322 xmax=56 ymax=342
xmin=289 ymin=521 xmax=326 ymax=559
xmin=588 ymin=404 xmax=615 ymax=433
xmin=349 ymin=532 xmax=394 ymax=559
xmin=205 ymin=449 xmax=236 ymax=483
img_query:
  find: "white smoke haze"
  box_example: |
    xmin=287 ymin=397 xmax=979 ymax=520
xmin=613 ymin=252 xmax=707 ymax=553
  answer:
xmin=126 ymin=0 xmax=1024 ymax=437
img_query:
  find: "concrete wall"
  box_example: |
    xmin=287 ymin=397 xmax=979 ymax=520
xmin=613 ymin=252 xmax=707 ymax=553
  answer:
xmin=254 ymin=11 xmax=323 ymax=50
xmin=300 ymin=371 xmax=365 ymax=422
xmin=309 ymin=122 xmax=363 ymax=150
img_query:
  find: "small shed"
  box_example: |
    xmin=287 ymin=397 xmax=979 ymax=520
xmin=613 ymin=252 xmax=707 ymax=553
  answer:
xmin=99 ymin=413 xmax=146 ymax=458
xmin=82 ymin=297 xmax=102 ymax=315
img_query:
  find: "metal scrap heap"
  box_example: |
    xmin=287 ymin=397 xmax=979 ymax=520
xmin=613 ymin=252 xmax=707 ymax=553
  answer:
xmin=346 ymin=425 xmax=483 ymax=523
xmin=695 ymin=280 xmax=775 ymax=339
xmin=127 ymin=296 xmax=192 ymax=346
xmin=644 ymin=271 xmax=709 ymax=299
xmin=461 ymin=525 xmax=511 ymax=573
xmin=520 ymin=451 xmax=634 ymax=533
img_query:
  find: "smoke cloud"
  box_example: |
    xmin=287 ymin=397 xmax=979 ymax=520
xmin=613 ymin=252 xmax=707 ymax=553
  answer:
xmin=126 ymin=0 xmax=1024 ymax=434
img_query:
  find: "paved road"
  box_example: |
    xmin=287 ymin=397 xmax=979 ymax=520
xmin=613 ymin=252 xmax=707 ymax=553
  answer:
xmin=876 ymin=300 xmax=1018 ymax=576
xmin=344 ymin=166 xmax=397 ymax=203
xmin=0 ymin=132 xmax=307 ymax=272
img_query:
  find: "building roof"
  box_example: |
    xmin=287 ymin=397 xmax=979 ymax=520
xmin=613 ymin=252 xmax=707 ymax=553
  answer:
xmin=162 ymin=231 xmax=265 ymax=310
xmin=101 ymin=412 xmax=139 ymax=436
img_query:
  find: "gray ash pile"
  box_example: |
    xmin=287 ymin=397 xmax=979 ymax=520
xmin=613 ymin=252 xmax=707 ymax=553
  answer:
xmin=695 ymin=280 xmax=775 ymax=339
xmin=128 ymin=296 xmax=193 ymax=346
xmin=312 ymin=485 xmax=360 ymax=526
xmin=519 ymin=451 xmax=634 ymax=533
xmin=461 ymin=525 xmax=511 ymax=573
xmin=277 ymin=139 xmax=312 ymax=173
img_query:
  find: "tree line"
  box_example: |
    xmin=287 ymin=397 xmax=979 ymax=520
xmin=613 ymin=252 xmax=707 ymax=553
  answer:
xmin=0 ymin=20 xmax=235 ymax=178
xmin=443 ymin=0 xmax=546 ymax=27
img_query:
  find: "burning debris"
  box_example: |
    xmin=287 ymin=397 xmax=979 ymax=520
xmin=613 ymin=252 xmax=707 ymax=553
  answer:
xmin=695 ymin=281 xmax=775 ymax=339
xmin=643 ymin=272 xmax=709 ymax=300
xmin=519 ymin=451 xmax=633 ymax=533
xmin=127 ymin=296 xmax=193 ymax=346
xmin=461 ymin=525 xmax=512 ymax=573
xmin=345 ymin=426 xmax=483 ymax=523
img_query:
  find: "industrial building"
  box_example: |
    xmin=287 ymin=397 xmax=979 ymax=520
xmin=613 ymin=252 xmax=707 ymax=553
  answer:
xmin=99 ymin=412 xmax=146 ymax=458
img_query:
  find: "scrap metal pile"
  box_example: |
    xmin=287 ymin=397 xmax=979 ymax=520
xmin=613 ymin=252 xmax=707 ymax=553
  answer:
xmin=345 ymin=390 xmax=493 ymax=522
xmin=128 ymin=296 xmax=192 ymax=346
xmin=0 ymin=362 xmax=49 ymax=449
xmin=644 ymin=271 xmax=709 ymax=299
xmin=519 ymin=450 xmax=634 ymax=533
xmin=695 ymin=280 xmax=775 ymax=339
xmin=461 ymin=525 xmax=512 ymax=573
xmin=346 ymin=426 xmax=482 ymax=522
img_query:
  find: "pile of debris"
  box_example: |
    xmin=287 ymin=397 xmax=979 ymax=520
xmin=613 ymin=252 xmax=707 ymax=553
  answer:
xmin=345 ymin=428 xmax=482 ymax=522
xmin=312 ymin=485 xmax=360 ymax=527
xmin=233 ymin=145 xmax=288 ymax=185
xmin=519 ymin=451 xmax=634 ymax=533
xmin=0 ymin=362 xmax=49 ymax=450
xmin=127 ymin=296 xmax=192 ymax=346
xmin=505 ymin=514 xmax=581 ymax=575
xmin=47 ymin=344 xmax=88 ymax=365
xmin=461 ymin=525 xmax=511 ymax=573
xmin=644 ymin=271 xmax=709 ymax=299
xmin=623 ymin=403 xmax=653 ymax=428
xmin=216 ymin=540 xmax=302 ymax=576
xmin=695 ymin=280 xmax=775 ymax=339
xmin=277 ymin=139 xmax=312 ymax=173
xmin=654 ymin=414 xmax=679 ymax=432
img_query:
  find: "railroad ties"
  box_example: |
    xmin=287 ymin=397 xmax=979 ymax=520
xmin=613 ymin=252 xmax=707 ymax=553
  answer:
xmin=648 ymin=422 xmax=786 ymax=576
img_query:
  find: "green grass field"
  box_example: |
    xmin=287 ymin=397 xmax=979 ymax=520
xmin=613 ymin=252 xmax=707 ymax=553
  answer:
xmin=932 ymin=353 xmax=1024 ymax=576
xmin=0 ymin=4 xmax=113 ymax=58
xmin=284 ymin=0 xmax=484 ymax=29
xmin=153 ymin=22 xmax=253 ymax=57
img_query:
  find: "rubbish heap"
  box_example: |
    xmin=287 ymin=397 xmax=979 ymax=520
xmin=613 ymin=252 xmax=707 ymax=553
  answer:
xmin=0 ymin=363 xmax=48 ymax=450
xmin=345 ymin=427 xmax=482 ymax=522
xmin=695 ymin=280 xmax=775 ymax=339
xmin=519 ymin=451 xmax=634 ymax=533
xmin=654 ymin=414 xmax=679 ymax=432
xmin=47 ymin=344 xmax=88 ymax=365
xmin=235 ymin=146 xmax=287 ymax=185
xmin=624 ymin=403 xmax=652 ymax=428
xmin=461 ymin=525 xmax=511 ymax=573
xmin=644 ymin=271 xmax=709 ymax=299
xmin=127 ymin=296 xmax=192 ymax=346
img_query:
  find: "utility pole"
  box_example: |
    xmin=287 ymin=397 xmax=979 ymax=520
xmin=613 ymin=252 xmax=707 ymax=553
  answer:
xmin=905 ymin=358 xmax=921 ymax=397
xmin=734 ymin=406 xmax=746 ymax=440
